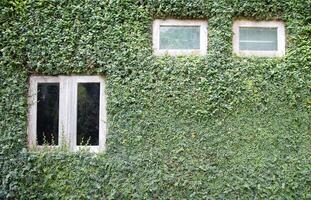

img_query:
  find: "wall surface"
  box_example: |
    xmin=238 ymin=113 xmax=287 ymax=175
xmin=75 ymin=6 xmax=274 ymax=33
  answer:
xmin=1 ymin=0 xmax=311 ymax=199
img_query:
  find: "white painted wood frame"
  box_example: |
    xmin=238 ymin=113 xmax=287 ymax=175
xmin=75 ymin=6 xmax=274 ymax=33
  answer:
xmin=71 ymin=76 xmax=107 ymax=152
xmin=232 ymin=20 xmax=285 ymax=57
xmin=28 ymin=76 xmax=61 ymax=149
xmin=28 ymin=76 xmax=107 ymax=152
xmin=153 ymin=19 xmax=208 ymax=56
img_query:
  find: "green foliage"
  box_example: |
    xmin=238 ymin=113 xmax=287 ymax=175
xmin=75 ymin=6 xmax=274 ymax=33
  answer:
xmin=1 ymin=0 xmax=311 ymax=199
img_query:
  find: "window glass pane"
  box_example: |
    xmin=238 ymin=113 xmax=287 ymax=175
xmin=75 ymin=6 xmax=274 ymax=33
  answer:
xmin=160 ymin=26 xmax=200 ymax=49
xmin=37 ymin=83 xmax=59 ymax=145
xmin=77 ymin=83 xmax=100 ymax=146
xmin=239 ymin=27 xmax=277 ymax=51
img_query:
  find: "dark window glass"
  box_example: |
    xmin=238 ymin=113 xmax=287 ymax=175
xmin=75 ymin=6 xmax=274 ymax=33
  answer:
xmin=37 ymin=83 xmax=59 ymax=145
xmin=77 ymin=83 xmax=100 ymax=145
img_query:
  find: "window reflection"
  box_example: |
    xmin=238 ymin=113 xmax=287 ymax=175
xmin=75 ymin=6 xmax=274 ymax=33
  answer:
xmin=77 ymin=83 xmax=100 ymax=145
xmin=37 ymin=83 xmax=59 ymax=145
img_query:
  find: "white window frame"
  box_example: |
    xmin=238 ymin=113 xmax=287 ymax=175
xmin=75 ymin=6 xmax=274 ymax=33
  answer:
xmin=232 ymin=20 xmax=285 ymax=57
xmin=152 ymin=19 xmax=208 ymax=56
xmin=28 ymin=76 xmax=107 ymax=152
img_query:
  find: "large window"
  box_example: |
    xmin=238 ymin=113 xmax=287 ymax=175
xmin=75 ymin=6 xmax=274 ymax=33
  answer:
xmin=233 ymin=20 xmax=285 ymax=57
xmin=28 ymin=76 xmax=107 ymax=152
xmin=153 ymin=19 xmax=208 ymax=56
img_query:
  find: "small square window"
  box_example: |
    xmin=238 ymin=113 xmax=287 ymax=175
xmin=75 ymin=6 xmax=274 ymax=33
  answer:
xmin=233 ymin=20 xmax=285 ymax=57
xmin=153 ymin=19 xmax=208 ymax=56
xmin=28 ymin=76 xmax=107 ymax=152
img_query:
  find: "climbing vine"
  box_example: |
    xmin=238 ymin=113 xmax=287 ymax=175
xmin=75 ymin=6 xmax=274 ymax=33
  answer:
xmin=1 ymin=0 xmax=310 ymax=199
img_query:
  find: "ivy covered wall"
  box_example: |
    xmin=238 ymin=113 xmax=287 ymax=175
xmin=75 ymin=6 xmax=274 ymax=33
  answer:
xmin=1 ymin=0 xmax=311 ymax=199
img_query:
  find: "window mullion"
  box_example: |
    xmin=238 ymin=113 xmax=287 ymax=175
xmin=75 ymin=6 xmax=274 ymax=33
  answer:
xmin=69 ymin=77 xmax=78 ymax=151
xmin=58 ymin=77 xmax=68 ymax=148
